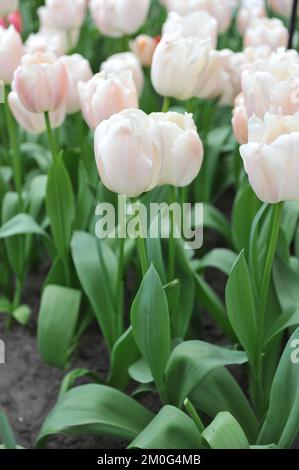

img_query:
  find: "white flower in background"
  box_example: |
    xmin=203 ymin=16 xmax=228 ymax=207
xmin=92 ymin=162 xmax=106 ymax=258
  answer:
xmin=89 ymin=0 xmax=151 ymax=38
xmin=232 ymin=93 xmax=248 ymax=144
xmin=37 ymin=6 xmax=81 ymax=51
xmin=44 ymin=0 xmax=87 ymax=31
xmin=25 ymin=31 xmax=68 ymax=57
xmin=237 ymin=0 xmax=266 ymax=35
xmin=100 ymin=52 xmax=144 ymax=96
xmin=129 ymin=35 xmax=159 ymax=67
xmin=244 ymin=18 xmax=288 ymax=51
xmin=268 ymin=0 xmax=299 ymax=16
xmin=0 ymin=25 xmax=24 ymax=84
xmin=162 ymin=11 xmax=218 ymax=48
xmin=150 ymin=112 xmax=204 ymax=187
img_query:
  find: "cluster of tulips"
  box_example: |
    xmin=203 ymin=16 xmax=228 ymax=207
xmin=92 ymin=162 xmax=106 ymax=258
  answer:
xmin=1 ymin=0 xmax=299 ymax=451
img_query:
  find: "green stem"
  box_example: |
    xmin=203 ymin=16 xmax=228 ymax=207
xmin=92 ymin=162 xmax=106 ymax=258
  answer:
xmin=136 ymin=236 xmax=149 ymax=277
xmin=4 ymin=86 xmax=23 ymax=209
xmin=5 ymin=277 xmax=22 ymax=332
xmin=115 ymin=236 xmax=125 ymax=335
xmin=254 ymin=202 xmax=283 ymax=416
xmin=44 ymin=112 xmax=58 ymax=164
xmin=184 ymin=398 xmax=205 ymax=433
xmin=168 ymin=186 xmax=177 ymax=282
xmin=162 ymin=97 xmax=171 ymax=113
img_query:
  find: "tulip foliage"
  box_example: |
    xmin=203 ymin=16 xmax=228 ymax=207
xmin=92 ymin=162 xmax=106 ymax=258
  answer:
xmin=1 ymin=0 xmax=299 ymax=452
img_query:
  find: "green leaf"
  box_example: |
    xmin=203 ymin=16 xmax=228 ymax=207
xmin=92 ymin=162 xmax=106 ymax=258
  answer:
xmin=37 ymin=285 xmax=81 ymax=369
xmin=0 ymin=411 xmax=16 ymax=449
xmin=0 ymin=297 xmax=11 ymax=314
xmin=108 ymin=327 xmax=140 ymax=390
xmin=203 ymin=204 xmax=231 ymax=244
xmin=46 ymin=157 xmax=74 ymax=260
xmin=232 ymin=185 xmax=261 ymax=253
xmin=128 ymin=406 xmax=202 ymax=449
xmin=36 ymin=384 xmax=153 ymax=447
xmin=258 ymin=327 xmax=299 ymax=448
xmin=131 ymin=265 xmax=170 ymax=392
xmin=202 ymin=412 xmax=249 ymax=449
xmin=12 ymin=305 xmax=31 ymax=326
xmin=129 ymin=357 xmax=153 ymax=384
xmin=165 ymin=340 xmax=247 ymax=407
xmin=0 ymin=213 xmax=48 ymax=239
xmin=197 ymin=249 xmax=237 ymax=276
xmin=71 ymin=231 xmax=117 ymax=351
xmin=265 ymin=306 xmax=299 ymax=346
xmin=58 ymin=369 xmax=101 ymax=400
xmin=191 ymin=368 xmax=258 ymax=443
xmin=273 ymin=257 xmax=299 ymax=311
xmin=225 ymin=251 xmax=257 ymax=365
xmin=146 ymin=236 xmax=166 ymax=285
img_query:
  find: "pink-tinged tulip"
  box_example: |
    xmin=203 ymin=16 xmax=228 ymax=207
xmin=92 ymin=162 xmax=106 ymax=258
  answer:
xmin=241 ymin=49 xmax=299 ymax=120
xmin=150 ymin=112 xmax=204 ymax=187
xmin=59 ymin=54 xmax=93 ymax=114
xmin=163 ymin=11 xmax=218 ymax=48
xmin=240 ymin=112 xmax=299 ymax=203
xmin=161 ymin=0 xmax=234 ymax=33
xmin=89 ymin=0 xmax=150 ymax=38
xmin=25 ymin=31 xmax=67 ymax=57
xmin=14 ymin=52 xmax=69 ymax=113
xmin=151 ymin=34 xmax=212 ymax=100
xmin=232 ymin=94 xmax=248 ymax=144
xmin=237 ymin=0 xmax=266 ymax=35
xmin=129 ymin=35 xmax=159 ymax=67
xmin=45 ymin=0 xmax=87 ymax=31
xmin=94 ymin=109 xmax=162 ymax=197
xmin=0 ymin=10 xmax=22 ymax=32
xmin=0 ymin=25 xmax=23 ymax=83
xmin=268 ymin=0 xmax=298 ymax=16
xmin=8 ymin=88 xmax=66 ymax=134
xmin=78 ymin=71 xmax=138 ymax=130
xmin=101 ymin=52 xmax=144 ymax=96
xmin=37 ymin=7 xmax=81 ymax=51
xmin=0 ymin=0 xmax=18 ymax=17
xmin=244 ymin=18 xmax=288 ymax=51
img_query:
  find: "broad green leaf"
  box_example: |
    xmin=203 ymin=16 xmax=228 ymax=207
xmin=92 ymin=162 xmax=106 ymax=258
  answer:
xmin=0 ymin=213 xmax=47 ymax=239
xmin=197 ymin=249 xmax=237 ymax=276
xmin=129 ymin=357 xmax=153 ymax=384
xmin=58 ymin=369 xmax=101 ymax=400
xmin=273 ymin=257 xmax=299 ymax=311
xmin=36 ymin=384 xmax=153 ymax=447
xmin=108 ymin=327 xmax=140 ymax=390
xmin=37 ymin=285 xmax=81 ymax=369
xmin=0 ymin=297 xmax=11 ymax=314
xmin=202 ymin=412 xmax=249 ymax=449
xmin=165 ymin=340 xmax=247 ymax=407
xmin=131 ymin=265 xmax=170 ymax=392
xmin=258 ymin=328 xmax=299 ymax=448
xmin=12 ymin=305 xmax=31 ymax=326
xmin=28 ymin=175 xmax=47 ymax=221
xmin=0 ymin=412 xmax=16 ymax=449
xmin=71 ymin=231 xmax=117 ymax=351
xmin=146 ymin=229 xmax=166 ymax=284
xmin=128 ymin=406 xmax=202 ymax=450
xmin=232 ymin=185 xmax=261 ymax=253
xmin=46 ymin=157 xmax=74 ymax=261
xmin=191 ymin=367 xmax=258 ymax=443
xmin=265 ymin=306 xmax=299 ymax=346
xmin=225 ymin=251 xmax=257 ymax=365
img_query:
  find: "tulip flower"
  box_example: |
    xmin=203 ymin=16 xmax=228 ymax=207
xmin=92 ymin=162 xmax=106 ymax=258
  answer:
xmin=129 ymin=35 xmax=159 ymax=67
xmin=0 ymin=25 xmax=23 ymax=84
xmin=100 ymin=52 xmax=144 ymax=96
xmin=13 ymin=52 xmax=69 ymax=113
xmin=59 ymin=54 xmax=93 ymax=114
xmin=44 ymin=0 xmax=87 ymax=31
xmin=150 ymin=112 xmax=204 ymax=187
xmin=244 ymin=18 xmax=288 ymax=51
xmin=268 ymin=0 xmax=298 ymax=16
xmin=8 ymin=88 xmax=66 ymax=134
xmin=0 ymin=0 xmax=18 ymax=17
xmin=94 ymin=109 xmax=162 ymax=197
xmin=237 ymin=0 xmax=266 ymax=35
xmin=162 ymin=11 xmax=218 ymax=48
xmin=78 ymin=71 xmax=139 ymax=129
xmin=25 ymin=31 xmax=68 ymax=57
xmin=161 ymin=0 xmax=234 ymax=33
xmin=232 ymin=94 xmax=248 ymax=144
xmin=151 ymin=33 xmax=212 ymax=100
xmin=0 ymin=10 xmax=22 ymax=32
xmin=240 ymin=112 xmax=299 ymax=203
xmin=89 ymin=0 xmax=150 ymax=38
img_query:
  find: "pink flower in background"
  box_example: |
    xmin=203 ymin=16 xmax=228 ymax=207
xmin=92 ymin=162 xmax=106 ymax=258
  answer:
xmin=0 ymin=0 xmax=19 ymax=17
xmin=0 ymin=25 xmax=24 ymax=83
xmin=244 ymin=18 xmax=288 ymax=51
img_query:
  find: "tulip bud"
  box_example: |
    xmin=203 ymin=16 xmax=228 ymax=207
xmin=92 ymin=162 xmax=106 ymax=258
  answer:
xmin=232 ymin=94 xmax=248 ymax=144
xmin=94 ymin=109 xmax=162 ymax=197
xmin=244 ymin=18 xmax=288 ymax=51
xmin=59 ymin=54 xmax=93 ymax=114
xmin=14 ymin=52 xmax=69 ymax=113
xmin=89 ymin=0 xmax=150 ymax=38
xmin=151 ymin=34 xmax=211 ymax=100
xmin=8 ymin=89 xmax=66 ymax=134
xmin=0 ymin=25 xmax=23 ymax=84
xmin=45 ymin=0 xmax=87 ymax=31
xmin=0 ymin=0 xmax=18 ymax=17
xmin=150 ymin=112 xmax=204 ymax=187
xmin=25 ymin=31 xmax=68 ymax=57
xmin=78 ymin=71 xmax=138 ymax=129
xmin=100 ymin=52 xmax=144 ymax=96
xmin=129 ymin=35 xmax=158 ymax=67
xmin=161 ymin=0 xmax=234 ymax=33
xmin=163 ymin=11 xmax=218 ymax=48
xmin=240 ymin=112 xmax=299 ymax=203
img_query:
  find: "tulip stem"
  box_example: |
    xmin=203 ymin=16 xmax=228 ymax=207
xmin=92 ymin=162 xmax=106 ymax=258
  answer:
xmin=162 ymin=97 xmax=171 ymax=113
xmin=3 ymin=86 xmax=23 ymax=209
xmin=115 ymin=236 xmax=125 ymax=330
xmin=131 ymin=199 xmax=149 ymax=277
xmin=184 ymin=398 xmax=205 ymax=433
xmin=168 ymin=186 xmax=177 ymax=281
xmin=254 ymin=202 xmax=283 ymax=416
xmin=44 ymin=112 xmax=58 ymax=164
